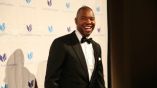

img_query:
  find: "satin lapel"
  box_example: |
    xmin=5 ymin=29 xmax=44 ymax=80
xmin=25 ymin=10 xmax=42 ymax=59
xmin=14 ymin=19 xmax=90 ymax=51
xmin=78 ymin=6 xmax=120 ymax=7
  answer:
xmin=70 ymin=32 xmax=89 ymax=80
xmin=92 ymin=41 xmax=99 ymax=68
xmin=72 ymin=44 xmax=89 ymax=77
xmin=90 ymin=41 xmax=99 ymax=83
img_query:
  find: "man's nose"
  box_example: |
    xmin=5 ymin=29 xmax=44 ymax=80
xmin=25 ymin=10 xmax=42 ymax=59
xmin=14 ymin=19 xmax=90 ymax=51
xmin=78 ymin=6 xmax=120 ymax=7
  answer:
xmin=86 ymin=18 xmax=92 ymax=23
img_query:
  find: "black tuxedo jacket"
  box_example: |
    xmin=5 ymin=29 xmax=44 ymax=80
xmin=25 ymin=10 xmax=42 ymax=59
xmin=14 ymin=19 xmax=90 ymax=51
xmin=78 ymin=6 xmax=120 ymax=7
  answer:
xmin=45 ymin=31 xmax=105 ymax=88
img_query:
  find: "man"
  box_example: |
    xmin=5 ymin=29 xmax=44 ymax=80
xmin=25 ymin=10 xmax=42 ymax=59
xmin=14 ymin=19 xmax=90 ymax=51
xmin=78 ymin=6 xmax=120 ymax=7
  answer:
xmin=45 ymin=6 xmax=106 ymax=88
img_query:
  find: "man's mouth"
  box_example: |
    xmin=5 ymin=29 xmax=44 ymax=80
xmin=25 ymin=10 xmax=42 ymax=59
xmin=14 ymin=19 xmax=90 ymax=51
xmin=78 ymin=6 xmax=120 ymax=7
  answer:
xmin=84 ymin=26 xmax=92 ymax=29
xmin=84 ymin=25 xmax=93 ymax=30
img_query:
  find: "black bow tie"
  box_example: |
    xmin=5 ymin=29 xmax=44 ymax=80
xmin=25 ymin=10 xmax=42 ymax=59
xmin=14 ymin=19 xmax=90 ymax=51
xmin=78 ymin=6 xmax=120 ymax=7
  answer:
xmin=81 ymin=37 xmax=92 ymax=44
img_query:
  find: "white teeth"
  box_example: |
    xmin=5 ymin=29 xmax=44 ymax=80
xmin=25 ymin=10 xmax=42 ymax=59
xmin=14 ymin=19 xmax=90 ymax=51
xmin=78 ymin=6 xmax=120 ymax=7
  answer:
xmin=85 ymin=26 xmax=91 ymax=29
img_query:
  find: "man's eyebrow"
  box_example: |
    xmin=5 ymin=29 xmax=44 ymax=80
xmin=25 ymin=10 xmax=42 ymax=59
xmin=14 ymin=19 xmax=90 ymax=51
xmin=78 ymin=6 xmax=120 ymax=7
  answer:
xmin=81 ymin=16 xmax=95 ymax=18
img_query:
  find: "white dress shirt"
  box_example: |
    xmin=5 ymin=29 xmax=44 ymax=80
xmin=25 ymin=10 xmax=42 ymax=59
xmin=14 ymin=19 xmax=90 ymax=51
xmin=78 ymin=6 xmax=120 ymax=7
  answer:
xmin=75 ymin=30 xmax=95 ymax=81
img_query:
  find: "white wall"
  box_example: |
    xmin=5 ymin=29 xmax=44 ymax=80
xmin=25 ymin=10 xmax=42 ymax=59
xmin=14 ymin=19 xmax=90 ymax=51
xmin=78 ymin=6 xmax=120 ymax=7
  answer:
xmin=0 ymin=0 xmax=108 ymax=88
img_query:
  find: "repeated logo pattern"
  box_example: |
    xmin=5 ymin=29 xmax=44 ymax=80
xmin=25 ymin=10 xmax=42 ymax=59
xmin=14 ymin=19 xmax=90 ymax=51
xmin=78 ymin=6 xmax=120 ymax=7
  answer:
xmin=26 ymin=24 xmax=32 ymax=32
xmin=47 ymin=0 xmax=52 ymax=7
xmin=26 ymin=0 xmax=32 ymax=4
xmin=96 ymin=6 xmax=100 ymax=12
xmin=67 ymin=26 xmax=71 ymax=32
xmin=65 ymin=2 xmax=70 ymax=9
xmin=97 ymin=27 xmax=101 ymax=32
xmin=0 ymin=23 xmax=6 ymax=32
xmin=27 ymin=52 xmax=33 ymax=60
xmin=48 ymin=25 xmax=54 ymax=33
xmin=28 ymin=80 xmax=34 ymax=88
xmin=0 ymin=53 xmax=7 ymax=62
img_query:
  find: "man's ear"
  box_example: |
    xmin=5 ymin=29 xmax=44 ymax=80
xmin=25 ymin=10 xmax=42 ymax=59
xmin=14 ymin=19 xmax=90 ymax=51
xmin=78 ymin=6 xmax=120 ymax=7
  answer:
xmin=75 ymin=18 xmax=77 ymax=24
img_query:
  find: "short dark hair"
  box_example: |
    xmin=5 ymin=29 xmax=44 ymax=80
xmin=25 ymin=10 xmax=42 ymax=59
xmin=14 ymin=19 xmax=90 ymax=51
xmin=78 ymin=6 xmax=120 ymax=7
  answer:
xmin=76 ymin=6 xmax=93 ymax=17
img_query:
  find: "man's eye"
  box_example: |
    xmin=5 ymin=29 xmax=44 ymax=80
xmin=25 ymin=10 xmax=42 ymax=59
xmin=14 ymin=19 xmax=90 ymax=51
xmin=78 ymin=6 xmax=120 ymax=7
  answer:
xmin=81 ymin=17 xmax=87 ymax=20
xmin=90 ymin=18 xmax=95 ymax=21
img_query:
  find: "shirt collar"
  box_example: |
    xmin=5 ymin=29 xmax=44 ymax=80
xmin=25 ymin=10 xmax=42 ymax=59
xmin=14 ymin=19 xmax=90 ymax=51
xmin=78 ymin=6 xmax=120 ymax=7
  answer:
xmin=75 ymin=30 xmax=82 ymax=43
xmin=75 ymin=30 xmax=91 ymax=43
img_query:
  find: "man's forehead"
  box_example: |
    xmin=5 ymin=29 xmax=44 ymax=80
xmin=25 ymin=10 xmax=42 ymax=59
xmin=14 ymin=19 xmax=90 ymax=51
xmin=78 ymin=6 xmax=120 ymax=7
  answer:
xmin=79 ymin=8 xmax=93 ymax=14
xmin=77 ymin=9 xmax=94 ymax=17
xmin=76 ymin=6 xmax=94 ymax=17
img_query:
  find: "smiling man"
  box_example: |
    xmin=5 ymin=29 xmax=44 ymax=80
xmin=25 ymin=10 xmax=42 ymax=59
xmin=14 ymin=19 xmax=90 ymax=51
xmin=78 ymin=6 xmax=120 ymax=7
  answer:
xmin=75 ymin=6 xmax=95 ymax=37
xmin=45 ymin=6 xmax=106 ymax=88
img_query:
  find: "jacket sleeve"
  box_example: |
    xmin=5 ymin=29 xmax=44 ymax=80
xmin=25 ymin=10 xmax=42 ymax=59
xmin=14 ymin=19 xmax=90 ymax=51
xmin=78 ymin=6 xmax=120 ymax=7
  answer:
xmin=44 ymin=39 xmax=66 ymax=88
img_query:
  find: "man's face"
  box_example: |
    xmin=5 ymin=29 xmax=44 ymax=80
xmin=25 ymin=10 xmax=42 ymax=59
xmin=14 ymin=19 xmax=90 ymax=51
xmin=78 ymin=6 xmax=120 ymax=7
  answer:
xmin=75 ymin=9 xmax=95 ymax=37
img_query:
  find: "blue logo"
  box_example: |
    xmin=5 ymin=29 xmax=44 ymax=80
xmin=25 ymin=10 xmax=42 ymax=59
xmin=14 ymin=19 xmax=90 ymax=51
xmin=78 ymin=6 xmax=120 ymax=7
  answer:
xmin=0 ymin=23 xmax=6 ymax=32
xmin=96 ymin=5 xmax=100 ymax=12
xmin=26 ymin=24 xmax=32 ymax=32
xmin=48 ymin=25 xmax=54 ymax=32
xmin=67 ymin=26 xmax=71 ymax=32
xmin=28 ymin=80 xmax=34 ymax=88
xmin=97 ymin=27 xmax=101 ymax=32
xmin=1 ymin=84 xmax=8 ymax=88
xmin=47 ymin=0 xmax=52 ymax=7
xmin=26 ymin=0 xmax=31 ymax=4
xmin=65 ymin=2 xmax=70 ymax=9
xmin=27 ymin=52 xmax=33 ymax=60
xmin=0 ymin=53 xmax=7 ymax=62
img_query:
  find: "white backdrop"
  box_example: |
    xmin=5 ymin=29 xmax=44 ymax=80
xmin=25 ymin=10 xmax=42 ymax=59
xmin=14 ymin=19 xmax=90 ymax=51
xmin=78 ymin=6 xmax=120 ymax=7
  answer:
xmin=0 ymin=0 xmax=108 ymax=88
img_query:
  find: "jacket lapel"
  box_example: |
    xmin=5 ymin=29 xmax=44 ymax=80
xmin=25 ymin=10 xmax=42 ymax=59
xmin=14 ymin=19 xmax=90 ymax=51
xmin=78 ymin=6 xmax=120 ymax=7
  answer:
xmin=89 ymin=41 xmax=99 ymax=83
xmin=70 ymin=31 xmax=89 ymax=80
xmin=92 ymin=41 xmax=99 ymax=65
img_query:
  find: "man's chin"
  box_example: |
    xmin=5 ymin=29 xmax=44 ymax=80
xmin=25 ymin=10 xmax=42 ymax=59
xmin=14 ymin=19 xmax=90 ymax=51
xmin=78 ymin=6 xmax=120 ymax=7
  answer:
xmin=84 ymin=32 xmax=92 ymax=37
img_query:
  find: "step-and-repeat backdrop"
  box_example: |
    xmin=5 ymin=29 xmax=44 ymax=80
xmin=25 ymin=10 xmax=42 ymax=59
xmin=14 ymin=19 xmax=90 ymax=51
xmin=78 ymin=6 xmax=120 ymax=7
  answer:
xmin=0 ymin=0 xmax=108 ymax=88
